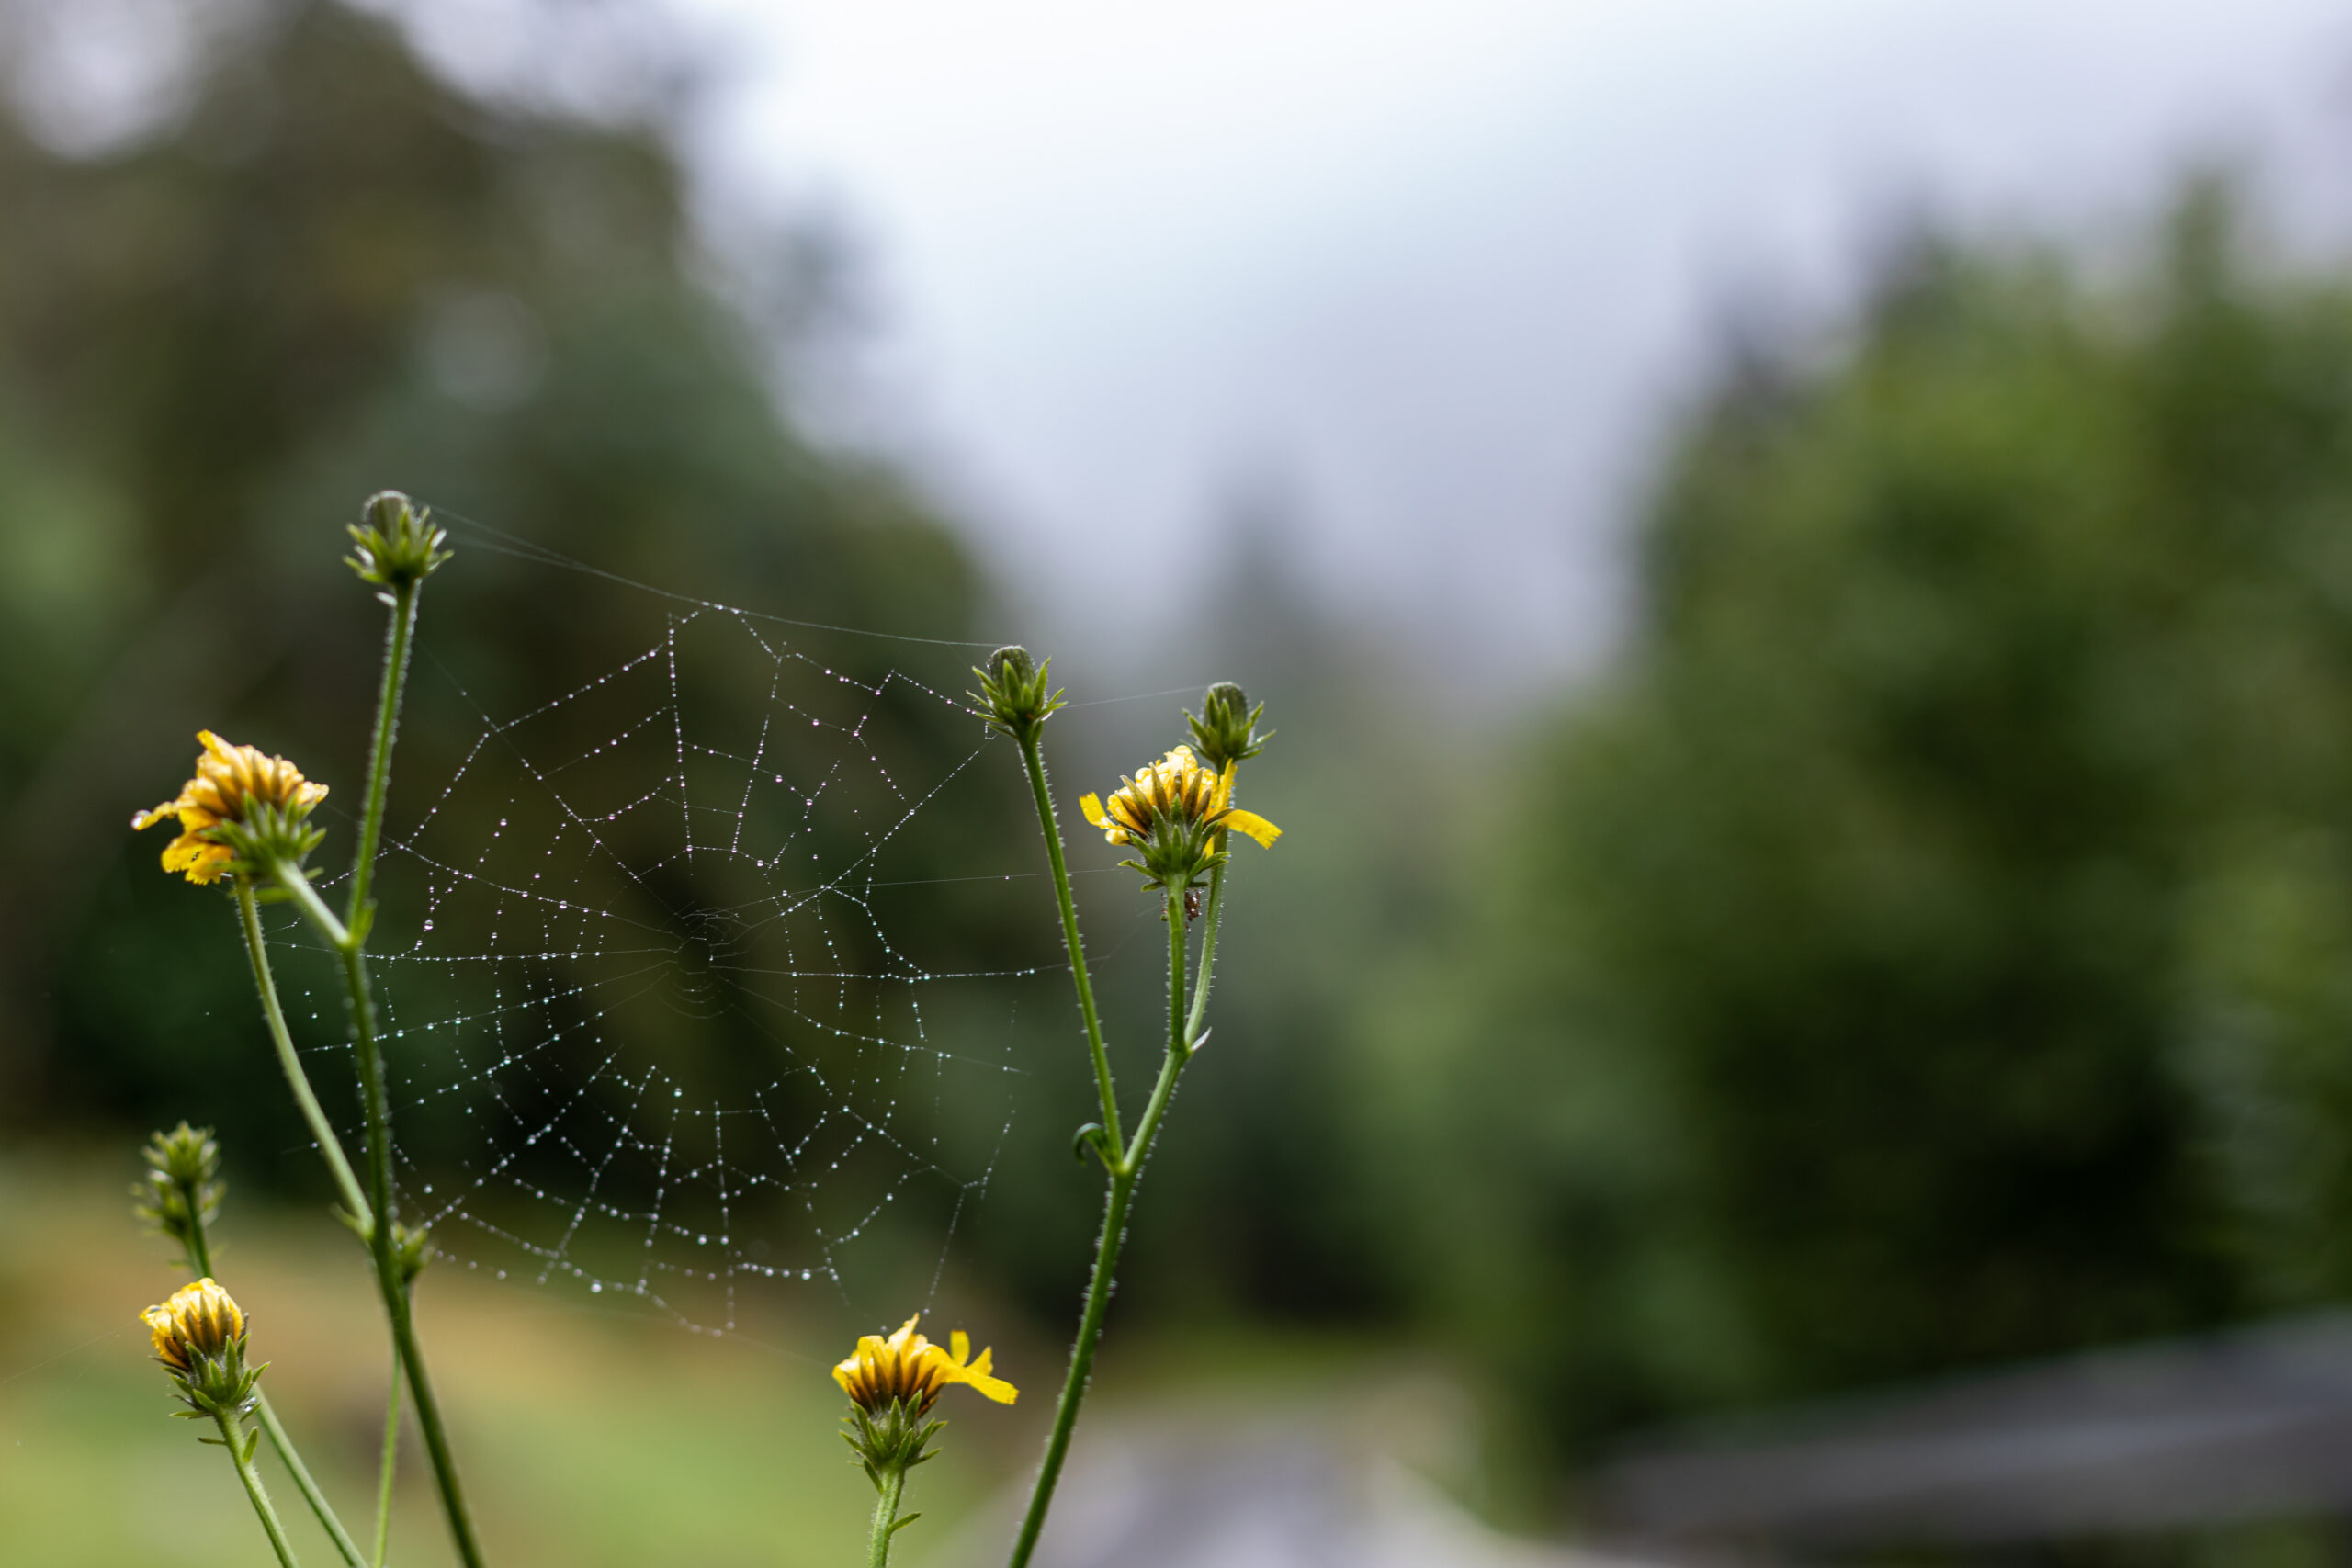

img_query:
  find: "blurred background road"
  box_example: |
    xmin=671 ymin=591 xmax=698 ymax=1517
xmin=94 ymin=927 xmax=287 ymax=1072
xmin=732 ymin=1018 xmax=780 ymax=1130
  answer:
xmin=15 ymin=2 xmax=2352 ymax=1563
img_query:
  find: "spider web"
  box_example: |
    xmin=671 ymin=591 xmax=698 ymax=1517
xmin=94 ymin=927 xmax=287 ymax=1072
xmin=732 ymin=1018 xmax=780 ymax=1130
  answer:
xmin=263 ymin=527 xmax=1072 ymax=1336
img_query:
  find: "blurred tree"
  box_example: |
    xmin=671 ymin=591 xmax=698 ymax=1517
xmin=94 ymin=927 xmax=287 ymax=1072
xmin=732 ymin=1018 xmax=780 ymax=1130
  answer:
xmin=1382 ymin=185 xmax=2352 ymax=1461
xmin=0 ymin=0 xmax=1022 ymax=1221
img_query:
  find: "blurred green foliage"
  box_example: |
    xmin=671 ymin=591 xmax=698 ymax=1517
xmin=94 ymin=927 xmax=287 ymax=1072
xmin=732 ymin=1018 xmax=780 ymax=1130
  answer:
xmin=1383 ymin=186 xmax=2352 ymax=1458
xmin=0 ymin=0 xmax=1022 ymax=1246
xmin=26 ymin=5 xmax=2352 ymax=1535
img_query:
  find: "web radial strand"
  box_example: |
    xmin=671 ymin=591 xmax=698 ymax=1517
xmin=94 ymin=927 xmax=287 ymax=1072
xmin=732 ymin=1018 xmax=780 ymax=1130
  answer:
xmin=271 ymin=601 xmax=1046 ymax=1333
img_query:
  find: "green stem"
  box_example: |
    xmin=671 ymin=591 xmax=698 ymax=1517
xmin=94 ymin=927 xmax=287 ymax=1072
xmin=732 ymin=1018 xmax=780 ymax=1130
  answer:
xmin=1008 ymin=884 xmax=1193 ymax=1568
xmin=235 ymin=879 xmax=370 ymax=1227
xmin=347 ymin=582 xmax=416 ymax=931
xmin=266 ymin=570 xmax=484 ymax=1568
xmin=867 ymin=1464 xmax=909 ymax=1568
xmin=174 ymin=1133 xmax=367 ymax=1567
xmin=1016 ymin=730 xmax=1122 ymax=1146
xmin=1007 ymin=1170 xmax=1135 ymax=1568
xmin=278 ymin=864 xmax=486 ymax=1568
xmin=258 ymin=1396 xmax=368 ymax=1568
xmin=1181 ymin=849 xmax=1227 ymax=1048
xmin=1120 ymin=1041 xmax=1188 ymax=1180
xmin=219 ymin=1409 xmax=302 ymax=1568
xmin=373 ymin=1342 xmax=402 ymax=1568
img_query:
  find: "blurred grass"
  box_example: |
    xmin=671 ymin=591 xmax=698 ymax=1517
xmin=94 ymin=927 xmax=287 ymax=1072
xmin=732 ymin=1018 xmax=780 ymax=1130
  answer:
xmin=0 ymin=1147 xmax=1012 ymax=1567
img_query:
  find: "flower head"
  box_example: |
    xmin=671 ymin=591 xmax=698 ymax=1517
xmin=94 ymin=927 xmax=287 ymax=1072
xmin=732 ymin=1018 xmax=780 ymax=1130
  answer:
xmin=141 ymin=1277 xmax=265 ymax=1417
xmin=832 ymin=1314 xmax=1016 ymax=1417
xmin=131 ymin=731 xmax=328 ymax=885
xmin=1079 ymin=744 xmax=1280 ymax=889
xmin=835 ymin=1314 xmax=1015 ymax=1495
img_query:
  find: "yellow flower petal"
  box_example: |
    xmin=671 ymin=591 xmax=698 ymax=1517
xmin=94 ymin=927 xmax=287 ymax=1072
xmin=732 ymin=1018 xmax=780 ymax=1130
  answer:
xmin=960 ymin=1366 xmax=1019 ymax=1404
xmin=1080 ymin=793 xmax=1107 ymax=828
xmin=1222 ymin=809 xmax=1281 ymax=849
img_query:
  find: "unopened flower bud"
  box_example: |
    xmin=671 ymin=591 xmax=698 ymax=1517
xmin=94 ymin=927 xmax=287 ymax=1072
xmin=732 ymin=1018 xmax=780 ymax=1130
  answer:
xmin=142 ymin=1278 xmax=266 ymax=1419
xmin=133 ymin=1123 xmax=224 ymax=1265
xmin=969 ymin=645 xmax=1067 ymax=742
xmin=345 ymin=490 xmax=452 ymax=596
xmin=1184 ymin=682 xmax=1272 ymax=772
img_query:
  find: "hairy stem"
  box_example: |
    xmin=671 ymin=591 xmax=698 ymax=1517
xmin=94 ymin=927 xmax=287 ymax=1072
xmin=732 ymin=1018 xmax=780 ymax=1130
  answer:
xmin=279 ymin=861 xmax=485 ymax=1568
xmin=1007 ymin=1170 xmax=1135 ymax=1568
xmin=219 ymin=1410 xmax=302 ymax=1568
xmin=235 ymin=880 xmax=369 ymax=1226
xmin=269 ymin=570 xmax=485 ymax=1568
xmin=347 ymin=582 xmax=416 ymax=931
xmin=1016 ymin=730 xmax=1122 ymax=1145
xmin=867 ymin=1464 xmax=909 ymax=1568
xmin=1181 ymin=848 xmax=1227 ymax=1047
xmin=1008 ymin=884 xmax=1193 ymax=1568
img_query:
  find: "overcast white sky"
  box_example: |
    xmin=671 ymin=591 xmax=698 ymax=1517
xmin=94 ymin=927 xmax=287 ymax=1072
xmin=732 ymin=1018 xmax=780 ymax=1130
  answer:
xmin=612 ymin=4 xmax=2352 ymax=675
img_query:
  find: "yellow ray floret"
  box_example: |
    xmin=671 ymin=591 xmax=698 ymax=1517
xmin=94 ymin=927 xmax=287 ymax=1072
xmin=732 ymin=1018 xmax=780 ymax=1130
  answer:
xmin=131 ymin=730 xmax=328 ymax=885
xmin=141 ymin=1277 xmax=246 ymax=1372
xmin=831 ymin=1314 xmax=1017 ymax=1415
xmin=1080 ymin=745 xmax=1280 ymax=850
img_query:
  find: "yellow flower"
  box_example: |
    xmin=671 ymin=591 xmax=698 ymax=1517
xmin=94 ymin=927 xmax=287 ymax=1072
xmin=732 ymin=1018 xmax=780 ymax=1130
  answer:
xmin=1080 ymin=745 xmax=1280 ymax=852
xmin=131 ymin=730 xmax=328 ymax=885
xmin=832 ymin=1314 xmax=1017 ymax=1415
xmin=141 ymin=1277 xmax=247 ymax=1375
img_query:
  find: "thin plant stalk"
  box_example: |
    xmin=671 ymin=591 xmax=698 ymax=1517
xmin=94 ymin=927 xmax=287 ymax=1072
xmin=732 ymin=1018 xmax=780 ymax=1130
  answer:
xmin=260 ymin=574 xmax=485 ymax=1568
xmin=1007 ymin=878 xmax=1203 ymax=1568
xmin=218 ymin=1407 xmax=303 ymax=1568
xmin=1016 ymin=732 xmax=1123 ymax=1145
xmin=235 ymin=880 xmax=369 ymax=1226
xmin=1181 ymin=848 xmax=1227 ymax=1047
xmin=169 ymin=1124 xmax=368 ymax=1568
xmin=275 ymin=865 xmax=483 ymax=1568
xmin=867 ymin=1465 xmax=910 ymax=1568
xmin=373 ymin=1345 xmax=402 ymax=1568
xmin=256 ymin=1397 xmax=368 ymax=1568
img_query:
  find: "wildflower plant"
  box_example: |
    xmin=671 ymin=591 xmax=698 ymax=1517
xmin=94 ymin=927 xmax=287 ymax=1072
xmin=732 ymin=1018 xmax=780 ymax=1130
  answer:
xmin=128 ymin=491 xmax=479 ymax=1568
xmin=974 ymin=657 xmax=1281 ymax=1567
xmin=116 ymin=502 xmax=1283 ymax=1568
xmin=835 ymin=1315 xmax=1018 ymax=1564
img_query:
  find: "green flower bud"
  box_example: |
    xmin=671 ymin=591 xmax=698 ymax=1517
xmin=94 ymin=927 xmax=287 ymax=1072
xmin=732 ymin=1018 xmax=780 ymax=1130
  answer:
xmin=133 ymin=1122 xmax=224 ymax=1269
xmin=1183 ymin=682 xmax=1272 ymax=771
xmin=968 ymin=644 xmax=1067 ymax=742
xmin=345 ymin=490 xmax=452 ymax=596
